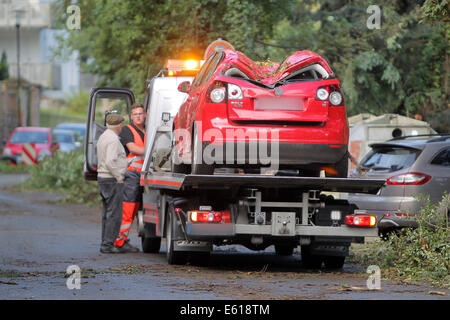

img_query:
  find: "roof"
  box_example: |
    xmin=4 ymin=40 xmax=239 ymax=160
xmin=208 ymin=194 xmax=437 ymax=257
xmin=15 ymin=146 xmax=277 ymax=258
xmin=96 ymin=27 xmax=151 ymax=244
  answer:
xmin=14 ymin=126 xmax=51 ymax=132
xmin=352 ymin=113 xmax=434 ymax=128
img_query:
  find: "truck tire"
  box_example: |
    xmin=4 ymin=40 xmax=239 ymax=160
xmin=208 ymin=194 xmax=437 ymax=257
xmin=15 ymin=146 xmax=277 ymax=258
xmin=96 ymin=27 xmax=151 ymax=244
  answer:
xmin=323 ymin=256 xmax=346 ymax=269
xmin=301 ymin=245 xmax=323 ymax=269
xmin=191 ymin=124 xmax=214 ymax=175
xmin=189 ymin=252 xmax=211 ymax=266
xmin=275 ymin=244 xmax=295 ymax=256
xmin=141 ymin=236 xmax=161 ymax=253
xmin=166 ymin=206 xmax=188 ymax=265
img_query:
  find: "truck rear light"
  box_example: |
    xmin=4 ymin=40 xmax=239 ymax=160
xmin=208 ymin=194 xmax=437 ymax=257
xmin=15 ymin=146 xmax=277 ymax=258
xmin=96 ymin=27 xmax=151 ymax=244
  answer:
xmin=189 ymin=210 xmax=231 ymax=223
xmin=345 ymin=215 xmax=377 ymax=227
xmin=386 ymin=172 xmax=431 ymax=185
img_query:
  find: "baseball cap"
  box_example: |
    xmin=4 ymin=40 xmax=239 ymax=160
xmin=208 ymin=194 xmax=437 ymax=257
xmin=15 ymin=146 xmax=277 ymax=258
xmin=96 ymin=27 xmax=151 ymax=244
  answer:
xmin=105 ymin=114 xmax=125 ymax=125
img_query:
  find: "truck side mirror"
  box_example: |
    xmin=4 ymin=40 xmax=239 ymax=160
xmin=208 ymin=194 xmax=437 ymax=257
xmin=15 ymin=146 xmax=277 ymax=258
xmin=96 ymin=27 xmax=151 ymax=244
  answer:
xmin=177 ymin=81 xmax=191 ymax=93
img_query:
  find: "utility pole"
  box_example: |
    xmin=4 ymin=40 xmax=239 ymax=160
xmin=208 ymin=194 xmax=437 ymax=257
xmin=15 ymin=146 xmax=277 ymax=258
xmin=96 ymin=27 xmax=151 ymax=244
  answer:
xmin=13 ymin=8 xmax=25 ymax=127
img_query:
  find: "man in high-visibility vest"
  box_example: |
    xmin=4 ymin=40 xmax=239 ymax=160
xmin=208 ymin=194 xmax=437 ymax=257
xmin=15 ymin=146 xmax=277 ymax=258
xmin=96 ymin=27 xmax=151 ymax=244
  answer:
xmin=113 ymin=104 xmax=146 ymax=252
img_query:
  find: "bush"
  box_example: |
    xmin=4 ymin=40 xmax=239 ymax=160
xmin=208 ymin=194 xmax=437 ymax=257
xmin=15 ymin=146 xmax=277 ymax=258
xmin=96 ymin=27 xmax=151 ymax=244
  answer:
xmin=26 ymin=150 xmax=100 ymax=206
xmin=350 ymin=194 xmax=449 ymax=287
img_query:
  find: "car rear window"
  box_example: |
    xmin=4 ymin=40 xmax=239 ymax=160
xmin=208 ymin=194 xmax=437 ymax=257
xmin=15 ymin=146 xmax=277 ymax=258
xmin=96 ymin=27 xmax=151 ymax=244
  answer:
xmin=55 ymin=133 xmax=74 ymax=143
xmin=9 ymin=131 xmax=49 ymax=144
xmin=361 ymin=147 xmax=420 ymax=172
xmin=431 ymin=148 xmax=450 ymax=167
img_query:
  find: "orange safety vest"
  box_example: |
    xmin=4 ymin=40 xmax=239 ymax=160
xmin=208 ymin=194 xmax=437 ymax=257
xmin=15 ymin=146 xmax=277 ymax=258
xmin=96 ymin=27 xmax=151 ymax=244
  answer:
xmin=126 ymin=124 xmax=145 ymax=172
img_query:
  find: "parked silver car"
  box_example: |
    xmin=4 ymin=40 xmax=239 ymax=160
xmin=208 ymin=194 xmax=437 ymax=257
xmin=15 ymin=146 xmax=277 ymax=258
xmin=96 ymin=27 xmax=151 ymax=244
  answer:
xmin=53 ymin=129 xmax=81 ymax=153
xmin=348 ymin=134 xmax=449 ymax=236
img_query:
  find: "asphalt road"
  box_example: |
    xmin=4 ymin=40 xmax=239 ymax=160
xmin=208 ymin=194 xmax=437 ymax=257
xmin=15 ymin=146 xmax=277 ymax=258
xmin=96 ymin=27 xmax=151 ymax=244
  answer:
xmin=0 ymin=174 xmax=448 ymax=300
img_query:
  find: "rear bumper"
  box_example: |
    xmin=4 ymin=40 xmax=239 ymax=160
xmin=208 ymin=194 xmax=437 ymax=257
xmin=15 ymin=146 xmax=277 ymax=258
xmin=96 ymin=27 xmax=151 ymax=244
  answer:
xmin=186 ymin=223 xmax=378 ymax=238
xmin=348 ymin=194 xmax=419 ymax=231
xmin=201 ymin=141 xmax=347 ymax=166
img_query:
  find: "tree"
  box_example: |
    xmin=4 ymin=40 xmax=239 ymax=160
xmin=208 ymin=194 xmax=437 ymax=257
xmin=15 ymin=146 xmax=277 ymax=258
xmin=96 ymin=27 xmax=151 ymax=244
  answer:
xmin=52 ymin=0 xmax=294 ymax=100
xmin=262 ymin=0 xmax=448 ymax=131
xmin=0 ymin=50 xmax=9 ymax=81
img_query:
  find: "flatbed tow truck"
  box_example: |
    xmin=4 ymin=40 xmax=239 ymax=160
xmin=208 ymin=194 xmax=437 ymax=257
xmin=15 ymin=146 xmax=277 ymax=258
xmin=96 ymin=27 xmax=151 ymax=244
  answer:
xmin=85 ymin=51 xmax=385 ymax=269
xmin=137 ymin=171 xmax=384 ymax=268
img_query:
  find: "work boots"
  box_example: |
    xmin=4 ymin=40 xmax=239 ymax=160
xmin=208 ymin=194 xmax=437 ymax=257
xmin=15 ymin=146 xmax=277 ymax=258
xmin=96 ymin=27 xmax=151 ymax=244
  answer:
xmin=119 ymin=240 xmax=139 ymax=253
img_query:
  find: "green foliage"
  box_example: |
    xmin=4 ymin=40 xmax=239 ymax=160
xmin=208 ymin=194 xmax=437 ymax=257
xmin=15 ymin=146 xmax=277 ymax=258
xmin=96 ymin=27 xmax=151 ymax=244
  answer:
xmin=0 ymin=50 xmax=9 ymax=81
xmin=350 ymin=194 xmax=450 ymax=287
xmin=53 ymin=0 xmax=448 ymax=130
xmin=64 ymin=89 xmax=90 ymax=116
xmin=52 ymin=0 xmax=295 ymax=101
xmin=0 ymin=161 xmax=29 ymax=174
xmin=26 ymin=150 xmax=100 ymax=206
xmin=265 ymin=0 xmax=449 ymax=128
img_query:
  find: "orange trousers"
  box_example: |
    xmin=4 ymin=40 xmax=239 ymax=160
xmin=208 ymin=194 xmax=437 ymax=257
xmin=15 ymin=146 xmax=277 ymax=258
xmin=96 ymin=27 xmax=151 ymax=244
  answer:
xmin=114 ymin=170 xmax=143 ymax=247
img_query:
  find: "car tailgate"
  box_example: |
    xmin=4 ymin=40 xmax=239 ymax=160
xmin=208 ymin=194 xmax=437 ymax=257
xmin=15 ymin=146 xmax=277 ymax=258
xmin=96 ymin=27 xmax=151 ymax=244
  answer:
xmin=224 ymin=78 xmax=337 ymax=123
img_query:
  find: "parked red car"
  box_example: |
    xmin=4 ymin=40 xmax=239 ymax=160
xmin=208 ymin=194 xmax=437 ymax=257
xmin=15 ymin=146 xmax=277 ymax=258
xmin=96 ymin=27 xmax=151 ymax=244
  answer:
xmin=172 ymin=49 xmax=349 ymax=176
xmin=2 ymin=127 xmax=59 ymax=163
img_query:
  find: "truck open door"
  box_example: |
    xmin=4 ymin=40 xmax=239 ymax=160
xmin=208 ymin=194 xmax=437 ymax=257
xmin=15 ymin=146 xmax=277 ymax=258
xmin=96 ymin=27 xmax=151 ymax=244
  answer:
xmin=84 ymin=87 xmax=135 ymax=180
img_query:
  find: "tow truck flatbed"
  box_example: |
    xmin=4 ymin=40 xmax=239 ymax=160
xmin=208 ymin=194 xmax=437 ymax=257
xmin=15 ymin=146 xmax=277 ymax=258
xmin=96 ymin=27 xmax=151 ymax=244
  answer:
xmin=143 ymin=172 xmax=385 ymax=194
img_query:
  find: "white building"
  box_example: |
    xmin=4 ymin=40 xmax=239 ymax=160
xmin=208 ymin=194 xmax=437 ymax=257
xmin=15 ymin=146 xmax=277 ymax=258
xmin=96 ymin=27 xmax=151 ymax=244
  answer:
xmin=0 ymin=0 xmax=92 ymax=98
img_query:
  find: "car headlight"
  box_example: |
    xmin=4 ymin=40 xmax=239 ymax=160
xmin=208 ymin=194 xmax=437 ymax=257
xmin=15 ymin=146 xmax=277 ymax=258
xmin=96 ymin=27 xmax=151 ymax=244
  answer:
xmin=3 ymin=147 xmax=12 ymax=156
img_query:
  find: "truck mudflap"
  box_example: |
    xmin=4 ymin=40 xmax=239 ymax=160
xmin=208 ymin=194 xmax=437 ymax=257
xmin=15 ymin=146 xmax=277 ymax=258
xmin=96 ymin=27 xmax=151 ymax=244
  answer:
xmin=186 ymin=223 xmax=378 ymax=238
xmin=142 ymin=172 xmax=385 ymax=194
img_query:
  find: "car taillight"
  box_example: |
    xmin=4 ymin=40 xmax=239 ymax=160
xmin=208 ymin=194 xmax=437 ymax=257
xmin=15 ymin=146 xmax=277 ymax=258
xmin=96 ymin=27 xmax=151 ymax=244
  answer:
xmin=207 ymin=83 xmax=226 ymax=104
xmin=386 ymin=172 xmax=431 ymax=185
xmin=227 ymin=83 xmax=243 ymax=100
xmin=345 ymin=215 xmax=377 ymax=227
xmin=316 ymin=86 xmax=344 ymax=106
xmin=189 ymin=210 xmax=231 ymax=223
xmin=329 ymin=91 xmax=343 ymax=106
xmin=316 ymin=87 xmax=329 ymax=101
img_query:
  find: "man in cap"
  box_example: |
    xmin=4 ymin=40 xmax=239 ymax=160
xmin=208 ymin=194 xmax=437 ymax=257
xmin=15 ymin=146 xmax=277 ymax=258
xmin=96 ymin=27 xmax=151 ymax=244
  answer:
xmin=96 ymin=113 xmax=128 ymax=253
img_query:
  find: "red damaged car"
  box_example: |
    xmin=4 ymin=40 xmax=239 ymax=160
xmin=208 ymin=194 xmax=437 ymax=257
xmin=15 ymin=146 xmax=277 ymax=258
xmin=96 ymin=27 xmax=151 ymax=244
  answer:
xmin=172 ymin=49 xmax=349 ymax=176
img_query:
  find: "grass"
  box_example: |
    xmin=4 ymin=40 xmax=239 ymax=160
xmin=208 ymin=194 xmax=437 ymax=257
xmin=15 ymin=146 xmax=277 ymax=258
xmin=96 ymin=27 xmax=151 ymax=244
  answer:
xmin=23 ymin=150 xmax=100 ymax=207
xmin=0 ymin=160 xmax=30 ymax=174
xmin=349 ymin=194 xmax=450 ymax=288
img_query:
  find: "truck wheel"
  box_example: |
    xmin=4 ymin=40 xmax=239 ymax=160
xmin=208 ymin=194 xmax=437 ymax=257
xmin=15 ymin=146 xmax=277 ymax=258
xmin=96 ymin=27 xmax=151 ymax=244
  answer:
xmin=275 ymin=244 xmax=295 ymax=256
xmin=189 ymin=252 xmax=211 ymax=266
xmin=301 ymin=245 xmax=323 ymax=269
xmin=323 ymin=256 xmax=345 ymax=269
xmin=191 ymin=124 xmax=214 ymax=175
xmin=141 ymin=236 xmax=161 ymax=253
xmin=166 ymin=206 xmax=188 ymax=265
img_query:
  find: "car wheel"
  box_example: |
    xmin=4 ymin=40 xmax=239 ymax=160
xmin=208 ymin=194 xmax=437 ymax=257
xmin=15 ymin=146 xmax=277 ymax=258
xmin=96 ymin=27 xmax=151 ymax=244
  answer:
xmin=191 ymin=123 xmax=214 ymax=175
xmin=166 ymin=205 xmax=188 ymax=265
xmin=171 ymin=129 xmax=190 ymax=174
xmin=326 ymin=153 xmax=349 ymax=178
